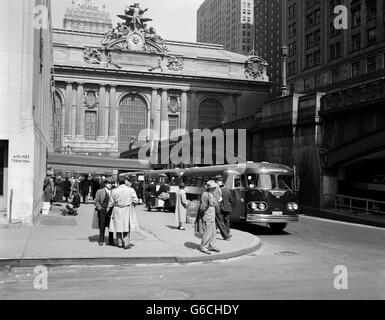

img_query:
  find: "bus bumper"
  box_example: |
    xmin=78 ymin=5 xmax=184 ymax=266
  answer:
xmin=246 ymin=214 xmax=299 ymax=224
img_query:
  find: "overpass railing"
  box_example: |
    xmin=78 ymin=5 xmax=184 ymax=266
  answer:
xmin=324 ymin=194 xmax=385 ymax=215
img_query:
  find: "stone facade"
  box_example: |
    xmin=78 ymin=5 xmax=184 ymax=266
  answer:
xmin=53 ymin=4 xmax=270 ymax=157
xmin=0 ymin=0 xmax=54 ymax=223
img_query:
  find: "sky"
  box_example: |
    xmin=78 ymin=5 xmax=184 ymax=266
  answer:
xmin=51 ymin=0 xmax=206 ymax=42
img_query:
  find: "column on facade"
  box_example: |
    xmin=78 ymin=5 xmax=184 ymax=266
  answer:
xmin=108 ymin=85 xmax=117 ymax=138
xmin=235 ymin=93 xmax=242 ymax=119
xmin=151 ymin=88 xmax=160 ymax=136
xmin=105 ymin=89 xmax=110 ymax=139
xmin=160 ymin=89 xmax=169 ymax=141
xmin=71 ymin=85 xmax=77 ymax=137
xmin=65 ymin=82 xmax=73 ymax=136
xmin=180 ymin=90 xmax=188 ymax=133
xmin=98 ymin=85 xmax=106 ymax=138
xmin=189 ymin=91 xmax=197 ymax=130
xmin=76 ymin=83 xmax=84 ymax=137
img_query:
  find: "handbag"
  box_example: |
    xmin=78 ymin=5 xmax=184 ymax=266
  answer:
xmin=91 ymin=211 xmax=99 ymax=230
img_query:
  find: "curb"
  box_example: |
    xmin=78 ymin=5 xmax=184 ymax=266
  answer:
xmin=0 ymin=220 xmax=23 ymax=229
xmin=0 ymin=237 xmax=261 ymax=268
xmin=302 ymin=206 xmax=385 ymax=229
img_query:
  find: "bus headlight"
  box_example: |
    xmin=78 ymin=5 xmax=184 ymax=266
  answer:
xmin=250 ymin=202 xmax=258 ymax=210
xmin=258 ymin=202 xmax=267 ymax=211
xmin=287 ymin=203 xmax=298 ymax=211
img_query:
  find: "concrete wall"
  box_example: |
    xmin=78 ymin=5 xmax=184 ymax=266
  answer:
xmin=0 ymin=0 xmax=53 ymax=223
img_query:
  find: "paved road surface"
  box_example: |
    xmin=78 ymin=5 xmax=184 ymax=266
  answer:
xmin=1 ymin=216 xmax=384 ymax=300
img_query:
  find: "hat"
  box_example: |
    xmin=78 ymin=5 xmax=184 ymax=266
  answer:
xmin=205 ymin=180 xmax=217 ymax=189
xmin=105 ymin=177 xmax=114 ymax=184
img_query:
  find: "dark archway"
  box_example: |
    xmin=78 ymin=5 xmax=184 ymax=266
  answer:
xmin=198 ymin=98 xmax=224 ymax=129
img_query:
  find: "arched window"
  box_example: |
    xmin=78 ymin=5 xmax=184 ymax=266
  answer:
xmin=53 ymin=93 xmax=63 ymax=152
xmin=198 ymin=98 xmax=224 ymax=129
xmin=118 ymin=94 xmax=148 ymax=152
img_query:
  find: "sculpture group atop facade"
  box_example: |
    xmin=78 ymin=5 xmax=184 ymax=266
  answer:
xmin=102 ymin=3 xmax=167 ymax=54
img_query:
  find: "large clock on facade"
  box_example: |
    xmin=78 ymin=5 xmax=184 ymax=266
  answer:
xmin=126 ymin=32 xmax=145 ymax=51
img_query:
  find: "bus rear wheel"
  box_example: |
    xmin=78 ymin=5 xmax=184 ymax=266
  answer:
xmin=268 ymin=223 xmax=287 ymax=233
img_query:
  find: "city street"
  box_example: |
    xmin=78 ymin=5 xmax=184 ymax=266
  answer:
xmin=1 ymin=215 xmax=384 ymax=300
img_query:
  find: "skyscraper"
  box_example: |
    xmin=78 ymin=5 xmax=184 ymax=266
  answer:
xmin=254 ymin=0 xmax=286 ymax=96
xmin=63 ymin=0 xmax=112 ymax=34
xmin=254 ymin=0 xmax=385 ymax=95
xmin=285 ymin=0 xmax=385 ymax=94
xmin=197 ymin=0 xmax=255 ymax=55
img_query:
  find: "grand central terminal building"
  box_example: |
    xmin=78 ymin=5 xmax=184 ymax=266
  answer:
xmin=52 ymin=0 xmax=271 ymax=157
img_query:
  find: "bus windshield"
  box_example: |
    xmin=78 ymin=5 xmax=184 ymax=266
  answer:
xmin=277 ymin=175 xmax=294 ymax=191
xmin=247 ymin=174 xmax=294 ymax=191
xmin=247 ymin=174 xmax=276 ymax=190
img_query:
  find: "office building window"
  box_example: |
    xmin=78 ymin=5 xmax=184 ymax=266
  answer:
xmin=367 ymin=56 xmax=377 ymax=73
xmin=352 ymin=61 xmax=361 ymax=77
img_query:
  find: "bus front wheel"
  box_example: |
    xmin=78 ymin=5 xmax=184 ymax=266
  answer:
xmin=268 ymin=223 xmax=287 ymax=233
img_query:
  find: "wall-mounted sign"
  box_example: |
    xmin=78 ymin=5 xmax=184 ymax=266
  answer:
xmin=11 ymin=154 xmax=31 ymax=164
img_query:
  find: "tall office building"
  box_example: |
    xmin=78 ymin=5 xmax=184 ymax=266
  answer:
xmin=63 ymin=0 xmax=112 ymax=34
xmin=254 ymin=0 xmax=385 ymax=95
xmin=254 ymin=0 xmax=285 ymax=96
xmin=285 ymin=0 xmax=385 ymax=93
xmin=197 ymin=0 xmax=255 ymax=55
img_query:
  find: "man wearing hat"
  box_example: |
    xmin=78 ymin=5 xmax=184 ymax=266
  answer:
xmin=94 ymin=177 xmax=114 ymax=246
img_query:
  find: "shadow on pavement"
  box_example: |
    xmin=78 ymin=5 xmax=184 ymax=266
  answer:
xmin=166 ymin=225 xmax=180 ymax=230
xmin=232 ymin=223 xmax=290 ymax=236
xmin=88 ymin=235 xmax=99 ymax=243
xmin=184 ymin=242 xmax=201 ymax=250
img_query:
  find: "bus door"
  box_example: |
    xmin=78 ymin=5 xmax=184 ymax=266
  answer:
xmin=226 ymin=173 xmax=246 ymax=223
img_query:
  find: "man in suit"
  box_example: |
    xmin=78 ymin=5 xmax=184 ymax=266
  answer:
xmin=215 ymin=177 xmax=232 ymax=240
xmin=94 ymin=178 xmax=114 ymax=246
xmin=220 ymin=183 xmax=233 ymax=241
xmin=79 ymin=175 xmax=91 ymax=203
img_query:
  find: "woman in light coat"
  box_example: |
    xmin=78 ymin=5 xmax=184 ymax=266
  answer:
xmin=108 ymin=177 xmax=139 ymax=249
xmin=199 ymin=181 xmax=220 ymax=255
xmin=175 ymin=183 xmax=188 ymax=230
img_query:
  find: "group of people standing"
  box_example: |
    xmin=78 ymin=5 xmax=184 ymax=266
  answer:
xmin=174 ymin=175 xmax=233 ymax=255
xmin=94 ymin=176 xmax=139 ymax=249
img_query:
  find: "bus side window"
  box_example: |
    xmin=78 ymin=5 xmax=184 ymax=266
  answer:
xmin=234 ymin=176 xmax=242 ymax=189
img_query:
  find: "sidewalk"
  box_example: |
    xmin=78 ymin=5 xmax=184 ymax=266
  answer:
xmin=0 ymin=203 xmax=261 ymax=267
xmin=303 ymin=205 xmax=385 ymax=228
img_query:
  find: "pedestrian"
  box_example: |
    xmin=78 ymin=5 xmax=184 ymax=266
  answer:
xmin=91 ymin=177 xmax=100 ymax=200
xmin=62 ymin=177 xmax=72 ymax=203
xmin=175 ymin=183 xmax=188 ymax=230
xmin=71 ymin=176 xmax=79 ymax=199
xmin=219 ymin=182 xmax=233 ymax=240
xmin=79 ymin=175 xmax=91 ymax=203
xmin=65 ymin=189 xmax=81 ymax=215
xmin=54 ymin=176 xmax=64 ymax=203
xmin=199 ymin=181 xmax=220 ymax=255
xmin=108 ymin=177 xmax=139 ymax=249
xmin=94 ymin=178 xmax=114 ymax=246
xmin=43 ymin=170 xmax=54 ymax=203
